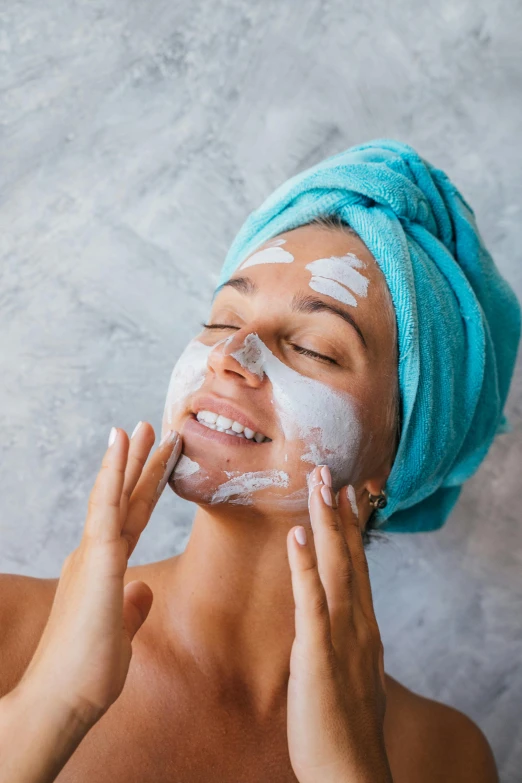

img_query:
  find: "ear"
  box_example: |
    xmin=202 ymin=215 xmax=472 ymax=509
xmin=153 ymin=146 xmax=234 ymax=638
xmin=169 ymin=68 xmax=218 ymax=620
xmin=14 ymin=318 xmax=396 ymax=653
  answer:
xmin=357 ymin=465 xmax=391 ymax=531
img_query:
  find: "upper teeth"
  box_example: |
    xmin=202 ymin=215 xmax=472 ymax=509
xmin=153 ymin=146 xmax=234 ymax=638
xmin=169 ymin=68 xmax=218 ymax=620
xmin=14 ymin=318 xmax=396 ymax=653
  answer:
xmin=196 ymin=411 xmax=270 ymax=442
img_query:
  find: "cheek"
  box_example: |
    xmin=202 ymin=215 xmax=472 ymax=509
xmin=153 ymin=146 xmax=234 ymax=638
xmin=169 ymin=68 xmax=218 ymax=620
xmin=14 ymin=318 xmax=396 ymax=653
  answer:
xmin=262 ymin=358 xmax=363 ymax=487
xmin=231 ymin=333 xmax=364 ymax=490
xmin=162 ymin=339 xmax=213 ymax=433
xmin=275 ymin=395 xmax=363 ymax=490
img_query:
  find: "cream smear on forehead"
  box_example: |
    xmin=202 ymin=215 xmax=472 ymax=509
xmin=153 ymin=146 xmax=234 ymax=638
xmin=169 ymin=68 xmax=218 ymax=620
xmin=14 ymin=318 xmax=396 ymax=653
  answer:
xmin=211 ymin=469 xmax=289 ymax=504
xmin=231 ymin=333 xmax=362 ymax=485
xmin=306 ymin=253 xmax=369 ymax=307
xmin=240 ymin=238 xmax=294 ymax=270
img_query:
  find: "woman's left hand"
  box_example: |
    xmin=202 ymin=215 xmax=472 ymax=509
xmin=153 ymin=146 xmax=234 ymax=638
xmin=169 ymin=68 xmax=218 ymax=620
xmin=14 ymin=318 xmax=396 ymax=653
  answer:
xmin=286 ymin=465 xmax=393 ymax=783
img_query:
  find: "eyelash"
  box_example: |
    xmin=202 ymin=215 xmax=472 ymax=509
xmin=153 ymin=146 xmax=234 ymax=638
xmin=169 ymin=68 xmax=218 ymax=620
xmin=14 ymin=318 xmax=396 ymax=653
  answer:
xmin=201 ymin=323 xmax=338 ymax=366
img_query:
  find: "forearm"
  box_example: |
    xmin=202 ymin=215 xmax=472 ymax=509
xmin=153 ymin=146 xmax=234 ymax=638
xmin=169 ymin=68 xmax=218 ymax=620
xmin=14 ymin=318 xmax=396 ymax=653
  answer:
xmin=0 ymin=681 xmax=96 ymax=783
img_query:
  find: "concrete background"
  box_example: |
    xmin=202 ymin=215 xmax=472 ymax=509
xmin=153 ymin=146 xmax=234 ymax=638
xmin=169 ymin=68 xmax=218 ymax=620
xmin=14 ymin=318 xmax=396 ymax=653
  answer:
xmin=1 ymin=0 xmax=521 ymax=778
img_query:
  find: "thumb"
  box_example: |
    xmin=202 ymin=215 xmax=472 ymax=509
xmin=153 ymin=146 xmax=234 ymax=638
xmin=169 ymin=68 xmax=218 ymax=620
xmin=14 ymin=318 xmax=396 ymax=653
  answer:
xmin=122 ymin=580 xmax=154 ymax=640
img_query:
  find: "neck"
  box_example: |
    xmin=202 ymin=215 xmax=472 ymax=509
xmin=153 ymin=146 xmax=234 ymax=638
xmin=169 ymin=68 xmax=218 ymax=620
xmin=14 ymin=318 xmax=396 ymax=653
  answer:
xmin=154 ymin=501 xmax=309 ymax=716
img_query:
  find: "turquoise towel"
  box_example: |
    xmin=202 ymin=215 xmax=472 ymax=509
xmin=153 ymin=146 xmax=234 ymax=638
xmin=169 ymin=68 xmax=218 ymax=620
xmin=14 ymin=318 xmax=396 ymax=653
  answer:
xmin=218 ymin=139 xmax=521 ymax=533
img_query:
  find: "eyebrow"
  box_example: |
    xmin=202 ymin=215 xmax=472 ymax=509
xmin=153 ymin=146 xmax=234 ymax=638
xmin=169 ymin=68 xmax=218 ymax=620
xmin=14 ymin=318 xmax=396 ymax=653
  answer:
xmin=291 ymin=291 xmax=368 ymax=350
xmin=214 ymin=276 xmax=368 ymax=351
xmin=214 ymin=277 xmax=256 ymax=297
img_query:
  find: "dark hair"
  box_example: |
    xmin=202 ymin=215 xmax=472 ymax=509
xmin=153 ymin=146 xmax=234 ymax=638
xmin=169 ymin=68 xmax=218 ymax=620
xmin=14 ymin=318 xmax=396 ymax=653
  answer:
xmin=298 ymin=213 xmax=402 ymax=549
xmin=362 ymin=507 xmax=386 ymax=548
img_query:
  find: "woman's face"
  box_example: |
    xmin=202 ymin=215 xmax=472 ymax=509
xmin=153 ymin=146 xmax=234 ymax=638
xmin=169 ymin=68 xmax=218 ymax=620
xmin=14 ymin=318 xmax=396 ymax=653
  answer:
xmin=161 ymin=224 xmax=398 ymax=516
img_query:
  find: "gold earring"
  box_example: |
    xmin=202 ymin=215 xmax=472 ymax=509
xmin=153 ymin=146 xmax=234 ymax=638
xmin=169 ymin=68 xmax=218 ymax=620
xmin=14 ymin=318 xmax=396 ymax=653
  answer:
xmin=368 ymin=490 xmax=387 ymax=510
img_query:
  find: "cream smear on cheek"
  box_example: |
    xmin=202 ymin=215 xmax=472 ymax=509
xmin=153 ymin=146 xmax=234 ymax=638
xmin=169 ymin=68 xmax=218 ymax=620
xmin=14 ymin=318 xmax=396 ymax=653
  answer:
xmin=164 ymin=339 xmax=216 ymax=426
xmin=231 ymin=333 xmax=362 ymax=487
xmin=240 ymin=238 xmax=294 ymax=270
xmin=306 ymin=253 xmax=369 ymax=307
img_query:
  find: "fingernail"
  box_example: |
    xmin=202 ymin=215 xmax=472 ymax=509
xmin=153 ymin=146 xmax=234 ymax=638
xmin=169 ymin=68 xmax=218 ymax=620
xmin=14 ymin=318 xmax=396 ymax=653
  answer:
xmin=346 ymin=485 xmax=359 ymax=517
xmin=131 ymin=421 xmax=143 ymax=439
xmin=307 ymin=468 xmax=323 ymax=496
xmin=160 ymin=429 xmax=179 ymax=447
xmin=321 ymin=485 xmax=333 ymax=507
xmin=294 ymin=526 xmax=307 ymax=546
xmin=320 ymin=465 xmax=332 ymax=486
xmin=108 ymin=427 xmax=117 ymax=448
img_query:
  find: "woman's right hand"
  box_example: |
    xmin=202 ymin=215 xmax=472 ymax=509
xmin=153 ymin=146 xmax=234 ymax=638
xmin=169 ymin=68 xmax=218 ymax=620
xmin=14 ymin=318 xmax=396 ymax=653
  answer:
xmin=14 ymin=422 xmax=181 ymax=727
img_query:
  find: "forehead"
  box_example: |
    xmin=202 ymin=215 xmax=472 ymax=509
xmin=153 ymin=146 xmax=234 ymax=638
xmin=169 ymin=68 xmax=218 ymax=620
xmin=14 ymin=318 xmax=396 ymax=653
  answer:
xmin=229 ymin=224 xmax=389 ymax=306
xmin=214 ymin=224 xmax=396 ymax=361
xmin=267 ymin=224 xmax=376 ymax=268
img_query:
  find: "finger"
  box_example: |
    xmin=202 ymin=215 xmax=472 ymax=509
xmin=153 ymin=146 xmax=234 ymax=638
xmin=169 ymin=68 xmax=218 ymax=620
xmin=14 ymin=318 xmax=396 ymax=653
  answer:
xmin=151 ymin=432 xmax=182 ymax=504
xmin=122 ymin=580 xmax=154 ymax=640
xmin=122 ymin=430 xmax=182 ymax=556
xmin=337 ymin=484 xmax=378 ymax=625
xmin=84 ymin=427 xmax=130 ymax=543
xmin=308 ymin=466 xmax=355 ymax=632
xmin=119 ymin=421 xmax=156 ymax=522
xmin=287 ymin=524 xmax=335 ymax=674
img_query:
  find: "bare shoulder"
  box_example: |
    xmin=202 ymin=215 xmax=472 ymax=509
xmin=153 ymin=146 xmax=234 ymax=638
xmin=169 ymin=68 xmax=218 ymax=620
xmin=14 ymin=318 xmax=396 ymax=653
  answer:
xmin=0 ymin=573 xmax=58 ymax=696
xmin=384 ymin=674 xmax=498 ymax=783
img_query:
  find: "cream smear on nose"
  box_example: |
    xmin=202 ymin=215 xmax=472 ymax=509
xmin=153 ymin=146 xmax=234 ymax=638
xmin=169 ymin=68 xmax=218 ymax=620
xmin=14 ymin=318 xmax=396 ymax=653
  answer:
xmin=231 ymin=333 xmax=362 ymax=486
xmin=240 ymin=238 xmax=294 ymax=270
xmin=306 ymin=253 xmax=369 ymax=307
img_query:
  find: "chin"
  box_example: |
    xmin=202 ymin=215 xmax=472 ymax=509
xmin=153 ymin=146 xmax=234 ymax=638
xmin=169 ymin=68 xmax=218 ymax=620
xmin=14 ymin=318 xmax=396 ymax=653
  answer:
xmin=167 ymin=469 xmax=216 ymax=504
xmin=167 ymin=468 xmax=310 ymax=518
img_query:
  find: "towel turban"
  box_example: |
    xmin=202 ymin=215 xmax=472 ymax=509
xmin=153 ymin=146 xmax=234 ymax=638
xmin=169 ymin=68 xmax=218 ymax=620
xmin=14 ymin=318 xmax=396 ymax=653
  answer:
xmin=217 ymin=139 xmax=521 ymax=533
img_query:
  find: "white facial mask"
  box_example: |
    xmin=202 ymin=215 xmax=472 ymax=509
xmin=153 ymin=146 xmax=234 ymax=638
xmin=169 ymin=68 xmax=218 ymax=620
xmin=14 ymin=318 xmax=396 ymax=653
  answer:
xmin=163 ymin=339 xmax=219 ymax=486
xmin=240 ymin=238 xmax=294 ymax=270
xmin=306 ymin=253 xmax=369 ymax=307
xmin=163 ymin=338 xmax=289 ymax=500
xmin=173 ymin=455 xmax=200 ymax=479
xmin=231 ymin=333 xmax=362 ymax=486
xmin=163 ymin=325 xmax=362 ymax=500
xmin=164 ymin=339 xmax=216 ymax=426
xmin=211 ymin=469 xmax=290 ymax=504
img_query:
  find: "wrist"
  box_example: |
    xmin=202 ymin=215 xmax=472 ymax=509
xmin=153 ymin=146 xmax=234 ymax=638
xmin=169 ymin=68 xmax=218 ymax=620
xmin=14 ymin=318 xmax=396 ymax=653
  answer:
xmin=336 ymin=740 xmax=394 ymax=783
xmin=0 ymin=679 xmax=97 ymax=783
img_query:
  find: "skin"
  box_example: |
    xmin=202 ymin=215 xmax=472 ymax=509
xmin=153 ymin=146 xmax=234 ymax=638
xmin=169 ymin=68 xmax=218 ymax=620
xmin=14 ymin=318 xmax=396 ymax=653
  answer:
xmin=0 ymin=226 xmax=499 ymax=782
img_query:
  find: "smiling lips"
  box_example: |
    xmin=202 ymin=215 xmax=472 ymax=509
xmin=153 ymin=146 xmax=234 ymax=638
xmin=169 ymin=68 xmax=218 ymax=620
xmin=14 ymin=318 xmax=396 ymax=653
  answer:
xmin=196 ymin=410 xmax=271 ymax=442
xmin=190 ymin=394 xmax=272 ymax=445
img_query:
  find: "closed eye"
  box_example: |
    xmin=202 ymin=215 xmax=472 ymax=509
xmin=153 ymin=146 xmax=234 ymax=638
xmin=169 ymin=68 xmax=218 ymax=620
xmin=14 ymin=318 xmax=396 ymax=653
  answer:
xmin=202 ymin=323 xmax=338 ymax=366
xmin=289 ymin=344 xmax=338 ymax=365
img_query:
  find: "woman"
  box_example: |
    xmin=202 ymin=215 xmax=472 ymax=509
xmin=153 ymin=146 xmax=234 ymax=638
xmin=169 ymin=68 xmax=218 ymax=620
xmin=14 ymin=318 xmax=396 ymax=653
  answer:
xmin=0 ymin=140 xmax=519 ymax=782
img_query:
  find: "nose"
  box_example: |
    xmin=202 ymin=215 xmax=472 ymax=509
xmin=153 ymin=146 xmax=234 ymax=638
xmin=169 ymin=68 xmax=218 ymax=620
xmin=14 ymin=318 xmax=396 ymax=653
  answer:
xmin=207 ymin=331 xmax=265 ymax=388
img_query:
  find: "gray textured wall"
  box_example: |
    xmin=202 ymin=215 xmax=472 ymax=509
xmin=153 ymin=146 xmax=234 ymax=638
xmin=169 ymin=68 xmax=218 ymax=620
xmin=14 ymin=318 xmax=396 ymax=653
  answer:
xmin=1 ymin=1 xmax=521 ymax=779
